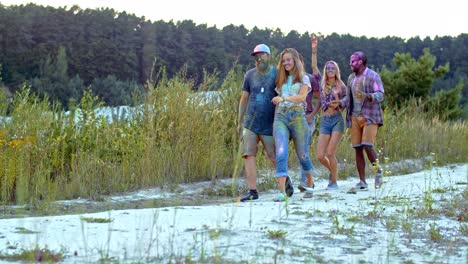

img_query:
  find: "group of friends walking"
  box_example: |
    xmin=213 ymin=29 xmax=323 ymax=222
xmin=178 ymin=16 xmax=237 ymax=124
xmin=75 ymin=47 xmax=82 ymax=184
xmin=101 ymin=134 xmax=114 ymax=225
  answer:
xmin=238 ymin=35 xmax=384 ymax=202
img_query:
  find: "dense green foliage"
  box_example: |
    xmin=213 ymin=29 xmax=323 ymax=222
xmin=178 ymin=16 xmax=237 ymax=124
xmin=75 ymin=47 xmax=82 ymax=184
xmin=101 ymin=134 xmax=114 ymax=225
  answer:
xmin=381 ymin=48 xmax=449 ymax=107
xmin=0 ymin=3 xmax=467 ymax=115
xmin=380 ymin=48 xmax=463 ymax=119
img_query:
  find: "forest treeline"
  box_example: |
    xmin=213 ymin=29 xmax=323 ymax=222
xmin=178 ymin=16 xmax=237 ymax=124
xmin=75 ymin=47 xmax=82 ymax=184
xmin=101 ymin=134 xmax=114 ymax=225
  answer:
xmin=0 ymin=3 xmax=467 ymax=117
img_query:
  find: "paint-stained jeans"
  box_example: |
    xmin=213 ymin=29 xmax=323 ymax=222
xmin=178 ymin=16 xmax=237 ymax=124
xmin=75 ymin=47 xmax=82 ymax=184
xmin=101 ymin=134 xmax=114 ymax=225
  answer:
xmin=301 ymin=116 xmax=316 ymax=181
xmin=273 ymin=107 xmax=313 ymax=177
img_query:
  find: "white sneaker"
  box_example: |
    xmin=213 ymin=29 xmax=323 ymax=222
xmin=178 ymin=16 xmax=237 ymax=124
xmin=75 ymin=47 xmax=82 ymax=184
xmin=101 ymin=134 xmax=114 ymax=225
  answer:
xmin=303 ymin=189 xmax=313 ymax=198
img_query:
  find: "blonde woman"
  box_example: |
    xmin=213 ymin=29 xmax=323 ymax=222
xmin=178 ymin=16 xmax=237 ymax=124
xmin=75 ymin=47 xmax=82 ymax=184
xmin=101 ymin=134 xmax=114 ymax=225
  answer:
xmin=317 ymin=61 xmax=348 ymax=190
xmin=271 ymin=48 xmax=315 ymax=201
xmin=298 ymin=35 xmax=321 ymax=197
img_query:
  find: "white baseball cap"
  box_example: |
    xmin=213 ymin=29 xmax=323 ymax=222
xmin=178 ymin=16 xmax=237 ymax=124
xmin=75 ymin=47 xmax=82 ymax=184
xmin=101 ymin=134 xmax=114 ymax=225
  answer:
xmin=251 ymin=44 xmax=271 ymax=56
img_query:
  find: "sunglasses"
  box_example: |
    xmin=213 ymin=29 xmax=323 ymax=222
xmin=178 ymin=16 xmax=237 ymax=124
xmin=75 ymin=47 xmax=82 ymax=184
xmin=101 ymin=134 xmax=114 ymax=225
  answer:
xmin=255 ymin=54 xmax=268 ymax=62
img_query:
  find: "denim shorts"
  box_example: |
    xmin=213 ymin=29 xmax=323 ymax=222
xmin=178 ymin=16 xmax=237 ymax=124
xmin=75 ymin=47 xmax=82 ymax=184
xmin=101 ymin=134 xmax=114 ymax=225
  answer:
xmin=319 ymin=112 xmax=345 ymax=135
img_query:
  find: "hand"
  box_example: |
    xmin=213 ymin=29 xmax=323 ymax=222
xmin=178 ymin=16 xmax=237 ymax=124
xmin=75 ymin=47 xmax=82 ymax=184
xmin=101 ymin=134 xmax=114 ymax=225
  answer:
xmin=356 ymin=90 xmax=367 ymax=100
xmin=311 ymin=34 xmax=318 ymax=51
xmin=272 ymin=96 xmax=283 ymax=105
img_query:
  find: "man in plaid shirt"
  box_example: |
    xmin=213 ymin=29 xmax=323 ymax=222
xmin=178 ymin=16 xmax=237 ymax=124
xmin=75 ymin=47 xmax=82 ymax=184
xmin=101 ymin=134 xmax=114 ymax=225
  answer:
xmin=346 ymin=51 xmax=384 ymax=191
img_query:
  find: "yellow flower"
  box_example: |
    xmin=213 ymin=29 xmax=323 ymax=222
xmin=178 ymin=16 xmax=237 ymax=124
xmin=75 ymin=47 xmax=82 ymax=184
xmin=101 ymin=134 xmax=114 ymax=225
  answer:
xmin=9 ymin=139 xmax=24 ymax=148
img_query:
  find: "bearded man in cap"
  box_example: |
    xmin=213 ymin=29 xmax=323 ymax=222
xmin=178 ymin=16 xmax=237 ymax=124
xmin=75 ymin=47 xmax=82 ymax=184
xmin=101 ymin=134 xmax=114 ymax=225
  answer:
xmin=238 ymin=44 xmax=287 ymax=202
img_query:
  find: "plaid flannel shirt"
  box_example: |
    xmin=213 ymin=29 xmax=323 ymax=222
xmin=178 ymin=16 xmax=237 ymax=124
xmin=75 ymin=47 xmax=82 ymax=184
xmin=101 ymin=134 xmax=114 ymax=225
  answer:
xmin=346 ymin=67 xmax=384 ymax=128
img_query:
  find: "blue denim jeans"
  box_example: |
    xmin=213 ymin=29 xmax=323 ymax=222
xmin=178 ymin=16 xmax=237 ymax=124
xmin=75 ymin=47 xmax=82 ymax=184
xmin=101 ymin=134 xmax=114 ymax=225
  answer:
xmin=273 ymin=107 xmax=313 ymax=177
xmin=301 ymin=116 xmax=316 ymax=181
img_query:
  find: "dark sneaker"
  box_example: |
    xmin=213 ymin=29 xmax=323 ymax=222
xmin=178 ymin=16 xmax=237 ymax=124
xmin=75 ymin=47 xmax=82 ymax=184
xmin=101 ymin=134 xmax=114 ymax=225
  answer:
xmin=326 ymin=182 xmax=339 ymax=190
xmin=240 ymin=189 xmax=258 ymax=202
xmin=285 ymin=176 xmax=294 ymax=197
xmin=298 ymin=178 xmax=315 ymax=192
xmin=375 ymin=170 xmax=383 ymax=189
xmin=350 ymin=181 xmax=368 ymax=191
xmin=298 ymin=178 xmax=308 ymax=192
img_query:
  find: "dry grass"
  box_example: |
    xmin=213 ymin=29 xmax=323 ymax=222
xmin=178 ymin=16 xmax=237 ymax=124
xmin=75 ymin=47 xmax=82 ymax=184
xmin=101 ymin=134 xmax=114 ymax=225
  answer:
xmin=0 ymin=69 xmax=467 ymax=206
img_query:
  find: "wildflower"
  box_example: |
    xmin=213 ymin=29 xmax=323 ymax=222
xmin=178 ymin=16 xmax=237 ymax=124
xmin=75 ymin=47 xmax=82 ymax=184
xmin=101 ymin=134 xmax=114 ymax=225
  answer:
xmin=9 ymin=139 xmax=23 ymax=148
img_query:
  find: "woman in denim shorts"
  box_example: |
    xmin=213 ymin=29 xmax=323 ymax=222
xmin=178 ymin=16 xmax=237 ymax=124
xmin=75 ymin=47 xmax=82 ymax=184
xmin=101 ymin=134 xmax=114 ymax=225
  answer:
xmin=317 ymin=61 xmax=348 ymax=190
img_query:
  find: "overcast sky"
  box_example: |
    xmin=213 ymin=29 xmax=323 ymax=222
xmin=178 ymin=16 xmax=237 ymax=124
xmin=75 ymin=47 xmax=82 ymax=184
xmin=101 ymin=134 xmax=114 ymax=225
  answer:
xmin=2 ymin=0 xmax=466 ymax=39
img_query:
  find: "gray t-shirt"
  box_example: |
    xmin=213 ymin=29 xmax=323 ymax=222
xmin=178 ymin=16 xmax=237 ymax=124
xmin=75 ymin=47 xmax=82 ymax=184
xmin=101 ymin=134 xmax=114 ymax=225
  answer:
xmin=242 ymin=66 xmax=277 ymax=136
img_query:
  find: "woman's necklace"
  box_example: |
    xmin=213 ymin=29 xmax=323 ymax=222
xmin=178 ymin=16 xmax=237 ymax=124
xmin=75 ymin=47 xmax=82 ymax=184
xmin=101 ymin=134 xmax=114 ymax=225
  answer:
xmin=325 ymin=81 xmax=335 ymax=94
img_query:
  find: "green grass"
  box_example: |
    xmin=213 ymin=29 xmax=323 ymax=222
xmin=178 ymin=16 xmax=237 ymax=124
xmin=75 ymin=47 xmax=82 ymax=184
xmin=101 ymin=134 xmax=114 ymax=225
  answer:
xmin=331 ymin=215 xmax=355 ymax=236
xmin=80 ymin=216 xmax=113 ymax=223
xmin=0 ymin=68 xmax=467 ymax=207
xmin=266 ymin=229 xmax=288 ymax=240
xmin=13 ymin=227 xmax=39 ymax=234
xmin=428 ymin=223 xmax=443 ymax=242
xmin=0 ymin=246 xmax=64 ymax=262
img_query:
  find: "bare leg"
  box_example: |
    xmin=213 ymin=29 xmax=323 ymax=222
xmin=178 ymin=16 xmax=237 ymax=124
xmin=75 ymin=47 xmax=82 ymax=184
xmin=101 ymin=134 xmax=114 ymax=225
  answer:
xmin=363 ymin=145 xmax=378 ymax=165
xmin=305 ymin=172 xmax=314 ymax=187
xmin=277 ymin=176 xmax=286 ymax=193
xmin=244 ymin=155 xmax=257 ymax=189
xmin=317 ymin=134 xmax=332 ymax=171
xmin=364 ymin=145 xmax=382 ymax=174
xmin=355 ymin=146 xmax=366 ymax=182
xmin=326 ymin=131 xmax=343 ymax=183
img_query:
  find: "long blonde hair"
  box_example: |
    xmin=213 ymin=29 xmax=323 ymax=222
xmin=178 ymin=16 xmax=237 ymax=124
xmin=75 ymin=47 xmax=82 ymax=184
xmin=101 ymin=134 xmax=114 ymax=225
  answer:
xmin=275 ymin=48 xmax=305 ymax=91
xmin=321 ymin=60 xmax=345 ymax=94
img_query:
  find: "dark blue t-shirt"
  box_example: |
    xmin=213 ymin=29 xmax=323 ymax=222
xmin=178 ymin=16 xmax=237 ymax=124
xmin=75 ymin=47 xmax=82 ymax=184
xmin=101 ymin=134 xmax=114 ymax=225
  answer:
xmin=242 ymin=66 xmax=277 ymax=136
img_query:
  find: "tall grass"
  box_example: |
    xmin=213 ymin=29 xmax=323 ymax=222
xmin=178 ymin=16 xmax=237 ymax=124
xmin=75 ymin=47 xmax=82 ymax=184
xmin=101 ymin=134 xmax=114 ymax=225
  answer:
xmin=309 ymin=99 xmax=468 ymax=178
xmin=0 ymin=69 xmax=467 ymax=206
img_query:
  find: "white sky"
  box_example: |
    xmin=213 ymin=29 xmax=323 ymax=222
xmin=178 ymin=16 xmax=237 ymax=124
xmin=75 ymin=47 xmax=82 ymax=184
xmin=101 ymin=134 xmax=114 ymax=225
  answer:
xmin=1 ymin=164 xmax=466 ymax=262
xmin=2 ymin=0 xmax=466 ymax=39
